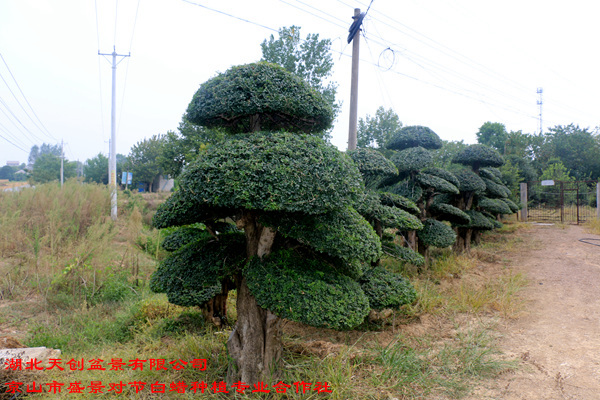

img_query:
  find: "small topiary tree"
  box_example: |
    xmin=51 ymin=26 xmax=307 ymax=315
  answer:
xmin=348 ymin=148 xmax=425 ymax=271
xmin=152 ymin=62 xmax=404 ymax=384
xmin=451 ymin=145 xmax=509 ymax=251
xmin=383 ymin=126 xmax=459 ymax=260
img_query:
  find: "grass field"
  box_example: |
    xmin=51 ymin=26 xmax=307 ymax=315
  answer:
xmin=0 ymin=181 xmax=527 ymax=399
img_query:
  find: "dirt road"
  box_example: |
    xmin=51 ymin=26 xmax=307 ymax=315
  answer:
xmin=469 ymin=224 xmax=600 ymax=400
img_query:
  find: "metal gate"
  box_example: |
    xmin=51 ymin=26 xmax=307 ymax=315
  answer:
xmin=525 ymin=180 xmax=598 ymax=224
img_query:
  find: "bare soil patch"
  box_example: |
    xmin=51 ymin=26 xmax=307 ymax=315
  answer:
xmin=467 ymin=224 xmax=600 ymax=400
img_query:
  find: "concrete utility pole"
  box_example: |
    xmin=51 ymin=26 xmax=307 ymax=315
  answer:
xmin=347 ymin=8 xmax=361 ymax=151
xmin=537 ymin=87 xmax=543 ymax=135
xmin=60 ymin=139 xmax=64 ymax=188
xmin=99 ymin=47 xmax=130 ymax=221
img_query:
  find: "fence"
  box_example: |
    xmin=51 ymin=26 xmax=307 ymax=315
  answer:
xmin=520 ymin=181 xmax=599 ymax=224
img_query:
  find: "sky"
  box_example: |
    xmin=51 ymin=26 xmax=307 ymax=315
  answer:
xmin=0 ymin=0 xmax=599 ymax=167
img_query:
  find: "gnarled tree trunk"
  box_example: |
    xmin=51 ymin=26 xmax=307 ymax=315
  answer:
xmin=228 ymin=210 xmax=282 ymax=384
xmin=227 ymin=278 xmax=282 ymax=384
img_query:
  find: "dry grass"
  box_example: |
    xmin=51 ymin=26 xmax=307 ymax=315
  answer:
xmin=0 ymin=183 xmax=530 ymax=399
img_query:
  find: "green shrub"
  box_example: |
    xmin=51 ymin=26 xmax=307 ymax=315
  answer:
xmin=482 ymin=211 xmax=503 ymax=229
xmin=360 ymin=266 xmax=417 ymax=310
xmin=379 ymin=192 xmax=420 ymax=215
xmin=245 ymin=249 xmax=370 ymax=330
xmin=455 ymin=170 xmax=486 ymax=194
xmin=482 ymin=178 xmax=509 ymax=199
xmin=477 ymin=197 xmax=512 ymax=215
xmin=153 ymin=132 xmax=364 ymax=228
xmin=455 ymin=210 xmax=494 ymax=230
xmin=348 ymin=148 xmax=398 ymax=187
xmin=385 ymin=180 xmax=424 ymax=203
xmin=374 ymin=204 xmax=424 ymax=231
xmin=418 ymin=219 xmax=456 ymax=248
xmin=161 ymin=225 xmax=208 ymax=251
xmin=415 ymin=173 xmax=459 ymax=194
xmin=150 ymin=232 xmax=246 ymax=307
xmin=186 ymin=62 xmax=334 ymax=134
xmin=381 ymin=241 xmax=425 ymax=266
xmin=386 ymin=126 xmax=443 ymax=151
xmin=391 ymin=147 xmax=433 ymax=173
xmin=453 ymin=144 xmax=504 ymax=169
xmin=429 ymin=203 xmax=471 ymax=225
xmin=501 ymin=198 xmax=520 ymax=213
xmin=261 ymin=206 xmax=382 ymax=269
xmin=479 ymin=168 xmax=503 ymax=184
xmin=423 ymin=167 xmax=459 ymax=187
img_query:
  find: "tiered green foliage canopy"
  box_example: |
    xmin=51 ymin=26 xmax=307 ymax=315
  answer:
xmin=449 ymin=145 xmax=511 ymax=251
xmin=186 ymin=62 xmax=334 ymax=134
xmin=382 ymin=125 xmax=460 ymax=256
xmin=152 ymin=62 xmax=416 ymax=384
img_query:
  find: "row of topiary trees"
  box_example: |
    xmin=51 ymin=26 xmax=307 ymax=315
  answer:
xmin=349 ymin=125 xmax=518 ymax=261
xmin=149 ymin=62 xmax=518 ymax=384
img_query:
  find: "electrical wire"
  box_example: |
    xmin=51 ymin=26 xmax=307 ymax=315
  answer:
xmin=181 ymin=0 xmax=279 ymax=34
xmin=113 ymin=0 xmax=119 ymax=48
xmin=278 ymin=0 xmax=347 ymax=30
xmin=95 ymin=0 xmax=106 ymax=142
xmin=118 ymin=0 xmax=142 ymax=134
xmin=0 ymin=53 xmax=57 ymax=142
xmin=176 ymin=0 xmax=589 ymax=129
xmin=0 ymin=94 xmax=45 ymax=144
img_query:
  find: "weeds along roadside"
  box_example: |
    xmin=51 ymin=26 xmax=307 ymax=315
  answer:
xmin=0 ymin=181 xmax=167 ymax=308
xmin=0 ymin=182 xmax=529 ymax=399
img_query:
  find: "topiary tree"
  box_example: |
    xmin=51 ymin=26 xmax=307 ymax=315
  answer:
xmin=383 ymin=126 xmax=459 ymax=260
xmin=451 ymin=145 xmax=509 ymax=251
xmin=152 ymin=62 xmax=400 ymax=384
xmin=348 ymin=148 xmax=425 ymax=267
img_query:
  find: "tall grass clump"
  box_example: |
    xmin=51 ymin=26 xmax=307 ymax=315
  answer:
xmin=0 ymin=181 xmax=149 ymax=306
xmin=0 ymin=180 xmax=110 ymax=259
xmin=586 ymin=218 xmax=600 ymax=235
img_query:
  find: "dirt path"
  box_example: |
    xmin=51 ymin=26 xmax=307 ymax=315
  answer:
xmin=469 ymin=224 xmax=600 ymax=400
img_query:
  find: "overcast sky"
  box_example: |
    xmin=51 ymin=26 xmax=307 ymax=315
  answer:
xmin=0 ymin=0 xmax=598 ymax=167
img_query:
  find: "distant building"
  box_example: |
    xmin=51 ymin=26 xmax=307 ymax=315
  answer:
xmin=6 ymin=161 xmax=19 ymax=167
xmin=153 ymin=175 xmax=174 ymax=192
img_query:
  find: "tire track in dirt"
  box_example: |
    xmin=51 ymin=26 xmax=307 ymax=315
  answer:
xmin=468 ymin=224 xmax=600 ymax=400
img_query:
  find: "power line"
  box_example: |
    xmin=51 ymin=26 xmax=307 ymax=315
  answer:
xmin=118 ymin=0 xmax=142 ymax=133
xmin=181 ymin=0 xmax=279 ymax=33
xmin=277 ymin=0 xmax=347 ymax=30
xmin=0 ymin=53 xmax=57 ymax=142
xmin=0 ymin=94 xmax=45 ymax=144
xmin=0 ymin=120 xmax=30 ymax=149
xmin=113 ymin=0 xmax=120 ymax=47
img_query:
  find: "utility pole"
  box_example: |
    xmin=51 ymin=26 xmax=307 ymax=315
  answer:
xmin=99 ymin=47 xmax=130 ymax=221
xmin=347 ymin=8 xmax=362 ymax=151
xmin=60 ymin=139 xmax=64 ymax=187
xmin=537 ymin=87 xmax=543 ymax=135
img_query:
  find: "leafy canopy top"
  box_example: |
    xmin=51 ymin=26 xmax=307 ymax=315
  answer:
xmin=186 ymin=62 xmax=334 ymax=134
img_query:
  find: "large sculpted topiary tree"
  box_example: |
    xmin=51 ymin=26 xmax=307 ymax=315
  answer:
xmin=151 ymin=62 xmax=395 ymax=384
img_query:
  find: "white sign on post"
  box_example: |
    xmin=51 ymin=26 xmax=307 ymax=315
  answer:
xmin=541 ymin=180 xmax=555 ymax=186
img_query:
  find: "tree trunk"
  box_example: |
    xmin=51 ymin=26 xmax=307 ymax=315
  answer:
xmin=453 ymin=227 xmax=472 ymax=253
xmin=453 ymin=228 xmax=465 ymax=253
xmin=202 ymin=283 xmax=230 ymax=327
xmin=227 ymin=210 xmax=281 ymax=384
xmin=227 ymin=277 xmax=282 ymax=385
xmin=417 ymin=238 xmax=429 ymax=265
xmin=472 ymin=230 xmax=481 ymax=246
xmin=407 ymin=230 xmax=417 ymax=251
xmin=464 ymin=229 xmax=473 ymax=253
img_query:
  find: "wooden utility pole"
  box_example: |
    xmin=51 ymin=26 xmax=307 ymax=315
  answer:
xmin=347 ymin=8 xmax=361 ymax=150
